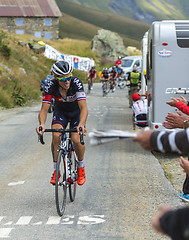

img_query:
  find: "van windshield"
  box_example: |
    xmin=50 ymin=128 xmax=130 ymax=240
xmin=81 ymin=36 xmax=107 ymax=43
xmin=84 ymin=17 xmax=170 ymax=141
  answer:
xmin=122 ymin=59 xmax=133 ymax=67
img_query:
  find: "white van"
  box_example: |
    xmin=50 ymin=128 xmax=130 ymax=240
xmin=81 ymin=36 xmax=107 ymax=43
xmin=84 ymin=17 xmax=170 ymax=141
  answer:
xmin=146 ymin=20 xmax=189 ymax=130
xmin=121 ymin=55 xmax=142 ymax=78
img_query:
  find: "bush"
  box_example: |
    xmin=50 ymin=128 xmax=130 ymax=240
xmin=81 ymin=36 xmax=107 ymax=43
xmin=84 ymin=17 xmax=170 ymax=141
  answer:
xmin=0 ymin=44 xmax=11 ymax=57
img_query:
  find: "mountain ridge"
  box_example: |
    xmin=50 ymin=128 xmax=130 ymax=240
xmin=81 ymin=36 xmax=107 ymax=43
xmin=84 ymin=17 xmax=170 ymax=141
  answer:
xmin=65 ymin=0 xmax=189 ymax=24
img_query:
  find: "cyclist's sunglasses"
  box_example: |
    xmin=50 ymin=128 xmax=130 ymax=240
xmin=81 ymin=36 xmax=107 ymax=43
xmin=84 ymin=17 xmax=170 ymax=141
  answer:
xmin=57 ymin=73 xmax=72 ymax=82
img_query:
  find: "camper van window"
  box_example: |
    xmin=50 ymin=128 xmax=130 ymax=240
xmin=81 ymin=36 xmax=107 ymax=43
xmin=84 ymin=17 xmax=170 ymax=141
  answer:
xmin=122 ymin=59 xmax=133 ymax=67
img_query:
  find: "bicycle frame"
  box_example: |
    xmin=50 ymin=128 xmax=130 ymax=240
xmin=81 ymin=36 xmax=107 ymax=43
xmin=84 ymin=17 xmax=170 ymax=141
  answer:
xmin=59 ymin=132 xmax=78 ymax=184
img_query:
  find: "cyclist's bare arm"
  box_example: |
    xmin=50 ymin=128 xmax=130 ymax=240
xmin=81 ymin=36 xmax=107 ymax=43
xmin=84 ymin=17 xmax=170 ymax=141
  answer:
xmin=78 ymin=100 xmax=88 ymax=135
xmin=36 ymin=102 xmax=50 ymax=135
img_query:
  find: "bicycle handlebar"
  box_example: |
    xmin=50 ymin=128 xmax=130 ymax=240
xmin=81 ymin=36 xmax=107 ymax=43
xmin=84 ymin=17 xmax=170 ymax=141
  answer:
xmin=38 ymin=126 xmax=85 ymax=145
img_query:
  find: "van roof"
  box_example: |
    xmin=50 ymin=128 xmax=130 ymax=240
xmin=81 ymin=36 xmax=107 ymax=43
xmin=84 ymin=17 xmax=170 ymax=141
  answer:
xmin=122 ymin=55 xmax=142 ymax=60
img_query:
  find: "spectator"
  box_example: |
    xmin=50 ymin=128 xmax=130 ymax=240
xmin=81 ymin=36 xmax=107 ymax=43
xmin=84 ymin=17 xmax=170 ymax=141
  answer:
xmin=133 ymin=129 xmax=189 ymax=240
xmin=115 ymin=56 xmax=122 ymax=67
xmin=127 ymin=65 xmax=141 ymax=107
xmin=162 ymin=96 xmax=189 ymax=202
xmin=132 ymin=93 xmax=148 ymax=130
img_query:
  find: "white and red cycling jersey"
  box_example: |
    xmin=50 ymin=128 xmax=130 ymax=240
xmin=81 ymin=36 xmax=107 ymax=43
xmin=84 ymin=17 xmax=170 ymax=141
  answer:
xmin=132 ymin=99 xmax=148 ymax=126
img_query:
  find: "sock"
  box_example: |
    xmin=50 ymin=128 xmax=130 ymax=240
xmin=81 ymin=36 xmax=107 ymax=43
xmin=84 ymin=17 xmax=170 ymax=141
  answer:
xmin=54 ymin=162 xmax=57 ymax=171
xmin=77 ymin=159 xmax=84 ymax=168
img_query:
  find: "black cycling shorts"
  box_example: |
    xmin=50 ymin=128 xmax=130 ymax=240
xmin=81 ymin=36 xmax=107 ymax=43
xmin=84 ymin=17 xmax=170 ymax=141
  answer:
xmin=52 ymin=108 xmax=80 ymax=129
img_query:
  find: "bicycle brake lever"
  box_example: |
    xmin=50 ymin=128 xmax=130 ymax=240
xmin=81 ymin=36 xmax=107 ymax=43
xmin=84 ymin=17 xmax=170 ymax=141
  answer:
xmin=38 ymin=126 xmax=45 ymax=145
xmin=79 ymin=127 xmax=85 ymax=145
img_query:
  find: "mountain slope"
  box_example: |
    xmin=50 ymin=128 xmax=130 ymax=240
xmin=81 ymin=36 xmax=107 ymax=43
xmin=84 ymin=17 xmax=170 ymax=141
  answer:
xmin=56 ymin=0 xmax=149 ymax=48
xmin=64 ymin=0 xmax=189 ymax=24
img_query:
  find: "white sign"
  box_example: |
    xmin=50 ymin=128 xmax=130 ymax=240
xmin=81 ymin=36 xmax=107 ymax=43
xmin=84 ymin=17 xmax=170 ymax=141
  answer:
xmin=44 ymin=44 xmax=95 ymax=72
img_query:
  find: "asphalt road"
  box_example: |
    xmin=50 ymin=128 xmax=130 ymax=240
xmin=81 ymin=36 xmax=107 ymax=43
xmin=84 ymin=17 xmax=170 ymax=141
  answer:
xmin=0 ymin=83 xmax=184 ymax=239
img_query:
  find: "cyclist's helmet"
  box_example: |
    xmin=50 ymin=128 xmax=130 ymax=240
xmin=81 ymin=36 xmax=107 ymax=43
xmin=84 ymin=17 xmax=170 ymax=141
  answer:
xmin=118 ymin=56 xmax=122 ymax=59
xmin=91 ymin=66 xmax=95 ymax=69
xmin=103 ymin=67 xmax=108 ymax=71
xmin=51 ymin=60 xmax=73 ymax=76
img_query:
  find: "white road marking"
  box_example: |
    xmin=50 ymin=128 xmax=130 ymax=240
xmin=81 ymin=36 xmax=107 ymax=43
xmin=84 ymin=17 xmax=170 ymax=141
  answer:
xmin=8 ymin=181 xmax=25 ymax=186
xmin=15 ymin=216 xmax=32 ymax=225
xmin=4 ymin=222 xmax=13 ymax=225
xmin=46 ymin=216 xmax=61 ymax=225
xmin=0 ymin=228 xmax=14 ymax=238
xmin=77 ymin=215 xmax=105 ymax=225
xmin=0 ymin=218 xmax=3 ymax=223
xmin=32 ymin=222 xmax=42 ymax=225
xmin=61 ymin=215 xmax=74 ymax=225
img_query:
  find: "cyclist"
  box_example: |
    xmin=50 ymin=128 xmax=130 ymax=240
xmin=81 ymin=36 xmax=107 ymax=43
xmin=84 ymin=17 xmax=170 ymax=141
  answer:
xmin=116 ymin=64 xmax=124 ymax=87
xmin=100 ymin=67 xmax=110 ymax=95
xmin=109 ymin=66 xmax=117 ymax=91
xmin=36 ymin=60 xmax=88 ymax=186
xmin=87 ymin=66 xmax=97 ymax=90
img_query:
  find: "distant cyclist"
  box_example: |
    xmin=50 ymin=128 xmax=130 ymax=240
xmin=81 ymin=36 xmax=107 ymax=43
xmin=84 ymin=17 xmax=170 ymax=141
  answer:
xmin=87 ymin=66 xmax=97 ymax=90
xmin=116 ymin=64 xmax=124 ymax=86
xmin=36 ymin=60 xmax=88 ymax=186
xmin=109 ymin=66 xmax=118 ymax=91
xmin=100 ymin=67 xmax=110 ymax=95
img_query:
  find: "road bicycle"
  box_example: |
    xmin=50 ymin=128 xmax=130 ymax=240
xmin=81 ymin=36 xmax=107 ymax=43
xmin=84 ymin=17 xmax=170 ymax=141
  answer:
xmin=117 ymin=76 xmax=127 ymax=89
xmin=38 ymin=125 xmax=84 ymax=216
xmin=108 ymin=79 xmax=115 ymax=93
xmin=87 ymin=77 xmax=92 ymax=94
xmin=101 ymin=80 xmax=108 ymax=97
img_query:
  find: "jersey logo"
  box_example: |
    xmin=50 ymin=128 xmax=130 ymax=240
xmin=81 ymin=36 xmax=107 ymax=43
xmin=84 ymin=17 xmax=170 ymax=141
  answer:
xmin=45 ymin=81 xmax=54 ymax=92
xmin=73 ymin=78 xmax=82 ymax=90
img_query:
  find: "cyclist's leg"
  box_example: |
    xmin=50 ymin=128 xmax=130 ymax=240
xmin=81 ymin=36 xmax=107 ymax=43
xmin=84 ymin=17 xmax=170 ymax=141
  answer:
xmin=105 ymin=80 xmax=109 ymax=91
xmin=70 ymin=110 xmax=86 ymax=185
xmin=91 ymin=77 xmax=94 ymax=86
xmin=50 ymin=112 xmax=68 ymax=184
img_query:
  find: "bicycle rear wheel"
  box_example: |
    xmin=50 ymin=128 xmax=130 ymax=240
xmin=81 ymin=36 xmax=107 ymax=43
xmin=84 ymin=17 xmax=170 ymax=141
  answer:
xmin=69 ymin=148 xmax=77 ymax=202
xmin=55 ymin=150 xmax=67 ymax=216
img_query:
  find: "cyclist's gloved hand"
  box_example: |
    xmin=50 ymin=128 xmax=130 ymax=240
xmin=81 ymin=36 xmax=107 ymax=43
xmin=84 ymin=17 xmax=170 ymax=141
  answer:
xmin=36 ymin=125 xmax=45 ymax=135
xmin=77 ymin=125 xmax=87 ymax=136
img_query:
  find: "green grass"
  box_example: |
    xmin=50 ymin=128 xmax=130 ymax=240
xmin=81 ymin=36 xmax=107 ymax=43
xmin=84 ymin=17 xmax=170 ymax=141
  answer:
xmin=0 ymin=31 xmax=54 ymax=108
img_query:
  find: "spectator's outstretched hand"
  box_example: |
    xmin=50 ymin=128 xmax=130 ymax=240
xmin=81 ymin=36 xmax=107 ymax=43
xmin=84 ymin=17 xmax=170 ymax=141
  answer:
xmin=178 ymin=95 xmax=188 ymax=105
xmin=166 ymin=97 xmax=180 ymax=107
xmin=180 ymin=156 xmax=189 ymax=174
xmin=133 ymin=130 xmax=154 ymax=150
xmin=152 ymin=205 xmax=172 ymax=235
xmin=163 ymin=111 xmax=187 ymax=129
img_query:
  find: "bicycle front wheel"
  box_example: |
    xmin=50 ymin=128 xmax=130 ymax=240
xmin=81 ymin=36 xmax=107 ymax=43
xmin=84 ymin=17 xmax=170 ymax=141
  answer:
xmin=88 ymin=79 xmax=91 ymax=93
xmin=69 ymin=149 xmax=77 ymax=202
xmin=119 ymin=80 xmax=127 ymax=89
xmin=55 ymin=150 xmax=67 ymax=216
xmin=102 ymin=83 xmax=106 ymax=96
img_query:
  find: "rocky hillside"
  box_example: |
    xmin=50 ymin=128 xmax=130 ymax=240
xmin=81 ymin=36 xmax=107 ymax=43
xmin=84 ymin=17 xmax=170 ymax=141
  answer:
xmin=64 ymin=0 xmax=189 ymax=24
